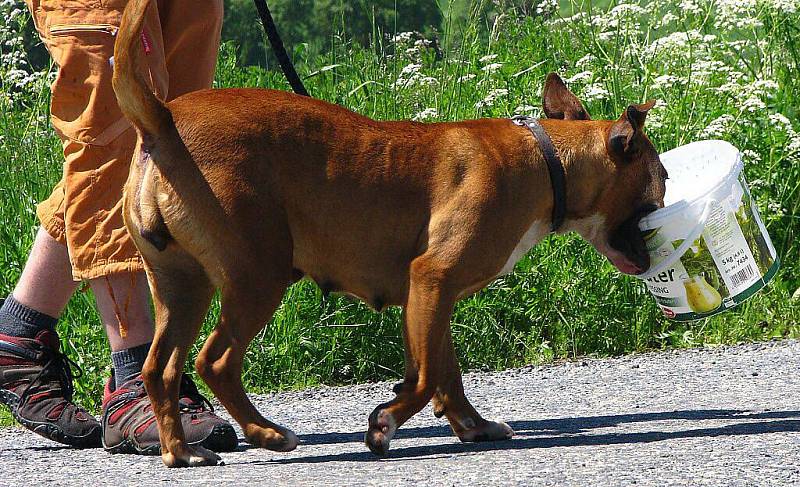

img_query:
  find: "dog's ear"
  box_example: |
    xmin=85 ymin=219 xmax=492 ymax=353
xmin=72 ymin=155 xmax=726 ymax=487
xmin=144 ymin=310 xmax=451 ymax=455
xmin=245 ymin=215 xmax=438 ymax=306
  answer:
xmin=542 ymin=73 xmax=591 ymax=120
xmin=608 ymin=100 xmax=655 ymax=158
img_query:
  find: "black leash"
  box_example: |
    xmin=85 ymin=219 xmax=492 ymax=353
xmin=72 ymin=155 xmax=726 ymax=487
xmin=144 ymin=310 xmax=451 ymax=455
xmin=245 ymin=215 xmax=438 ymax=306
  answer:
xmin=511 ymin=116 xmax=567 ymax=232
xmin=252 ymin=0 xmax=310 ymax=97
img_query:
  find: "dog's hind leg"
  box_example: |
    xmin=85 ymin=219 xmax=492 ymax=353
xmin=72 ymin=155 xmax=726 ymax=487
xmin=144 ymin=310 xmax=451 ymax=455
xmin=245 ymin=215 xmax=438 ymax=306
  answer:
xmin=141 ymin=251 xmax=217 ymax=467
xmin=431 ymin=333 xmax=514 ymax=443
xmin=195 ymin=264 xmax=298 ymax=452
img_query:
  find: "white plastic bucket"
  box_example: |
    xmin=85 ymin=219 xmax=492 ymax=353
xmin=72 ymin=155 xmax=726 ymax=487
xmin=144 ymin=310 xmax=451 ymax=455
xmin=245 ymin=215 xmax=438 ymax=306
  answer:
xmin=637 ymin=140 xmax=779 ymax=321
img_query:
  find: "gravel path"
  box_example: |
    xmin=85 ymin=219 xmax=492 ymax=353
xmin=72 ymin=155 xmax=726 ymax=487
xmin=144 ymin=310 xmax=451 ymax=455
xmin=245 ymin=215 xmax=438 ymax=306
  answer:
xmin=2 ymin=340 xmax=800 ymax=486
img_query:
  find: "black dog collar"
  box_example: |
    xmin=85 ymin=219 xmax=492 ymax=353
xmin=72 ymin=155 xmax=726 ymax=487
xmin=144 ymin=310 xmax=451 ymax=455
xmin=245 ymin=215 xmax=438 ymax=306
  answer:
xmin=511 ymin=115 xmax=567 ymax=232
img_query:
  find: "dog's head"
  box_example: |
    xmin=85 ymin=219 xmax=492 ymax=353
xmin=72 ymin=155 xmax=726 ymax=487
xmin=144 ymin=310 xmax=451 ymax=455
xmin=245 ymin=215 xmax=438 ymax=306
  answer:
xmin=541 ymin=73 xmax=667 ymax=275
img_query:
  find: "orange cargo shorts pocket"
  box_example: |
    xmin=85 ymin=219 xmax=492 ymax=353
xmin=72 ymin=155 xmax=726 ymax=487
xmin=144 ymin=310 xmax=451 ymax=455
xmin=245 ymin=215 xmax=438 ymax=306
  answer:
xmin=45 ymin=22 xmax=131 ymax=146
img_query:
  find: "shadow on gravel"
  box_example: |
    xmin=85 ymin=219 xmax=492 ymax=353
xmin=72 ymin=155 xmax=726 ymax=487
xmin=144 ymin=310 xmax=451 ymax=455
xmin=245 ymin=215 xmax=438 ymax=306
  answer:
xmin=297 ymin=409 xmax=794 ymax=445
xmin=246 ymin=409 xmax=800 ymax=465
xmin=2 ymin=445 xmax=74 ymax=452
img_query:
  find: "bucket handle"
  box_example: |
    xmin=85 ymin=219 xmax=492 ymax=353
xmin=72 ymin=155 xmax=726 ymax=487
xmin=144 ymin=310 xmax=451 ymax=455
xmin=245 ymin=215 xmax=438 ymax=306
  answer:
xmin=637 ymin=200 xmax=713 ymax=280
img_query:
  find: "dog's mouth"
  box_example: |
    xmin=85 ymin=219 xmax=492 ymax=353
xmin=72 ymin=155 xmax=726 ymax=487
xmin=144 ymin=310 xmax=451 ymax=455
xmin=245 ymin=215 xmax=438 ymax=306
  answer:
xmin=601 ymin=204 xmax=659 ymax=275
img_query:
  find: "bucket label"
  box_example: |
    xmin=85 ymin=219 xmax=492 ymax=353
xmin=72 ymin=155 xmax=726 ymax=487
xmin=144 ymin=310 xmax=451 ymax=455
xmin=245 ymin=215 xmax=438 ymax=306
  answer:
xmin=703 ymin=201 xmax=761 ymax=294
xmin=641 ymin=173 xmax=779 ymax=321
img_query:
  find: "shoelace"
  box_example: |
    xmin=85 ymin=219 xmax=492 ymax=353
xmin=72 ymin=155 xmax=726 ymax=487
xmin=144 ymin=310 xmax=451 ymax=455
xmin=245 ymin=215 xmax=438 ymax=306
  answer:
xmin=178 ymin=375 xmax=215 ymax=413
xmin=19 ymin=345 xmax=83 ymax=404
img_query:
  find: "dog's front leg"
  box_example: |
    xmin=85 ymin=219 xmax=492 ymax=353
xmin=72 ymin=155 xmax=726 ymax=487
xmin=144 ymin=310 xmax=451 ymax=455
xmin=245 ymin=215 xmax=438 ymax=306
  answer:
xmin=365 ymin=257 xmax=455 ymax=455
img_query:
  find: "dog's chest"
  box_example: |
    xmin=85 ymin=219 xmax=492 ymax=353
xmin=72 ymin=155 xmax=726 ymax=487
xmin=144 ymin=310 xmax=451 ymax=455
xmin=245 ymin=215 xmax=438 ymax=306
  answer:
xmin=498 ymin=221 xmax=548 ymax=275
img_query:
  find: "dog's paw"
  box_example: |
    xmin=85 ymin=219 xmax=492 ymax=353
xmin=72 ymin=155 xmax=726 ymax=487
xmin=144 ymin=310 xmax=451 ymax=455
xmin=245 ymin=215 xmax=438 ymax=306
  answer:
xmin=245 ymin=425 xmax=299 ymax=452
xmin=457 ymin=419 xmax=514 ymax=443
xmin=365 ymin=408 xmax=397 ymax=456
xmin=162 ymin=444 xmax=221 ymax=468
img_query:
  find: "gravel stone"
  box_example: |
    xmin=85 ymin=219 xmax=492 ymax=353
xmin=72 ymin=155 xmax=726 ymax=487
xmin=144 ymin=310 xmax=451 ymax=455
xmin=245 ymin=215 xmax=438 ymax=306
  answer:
xmin=2 ymin=340 xmax=800 ymax=486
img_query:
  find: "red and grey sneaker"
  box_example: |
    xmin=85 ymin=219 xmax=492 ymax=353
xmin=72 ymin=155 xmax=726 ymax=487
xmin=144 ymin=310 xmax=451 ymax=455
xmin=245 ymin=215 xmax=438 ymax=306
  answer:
xmin=101 ymin=371 xmax=238 ymax=455
xmin=0 ymin=330 xmax=101 ymax=448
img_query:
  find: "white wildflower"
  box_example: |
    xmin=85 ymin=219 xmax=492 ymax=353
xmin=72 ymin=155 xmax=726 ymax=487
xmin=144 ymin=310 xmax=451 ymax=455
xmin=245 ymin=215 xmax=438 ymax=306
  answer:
xmin=767 ymin=201 xmax=785 ymax=217
xmin=679 ymin=0 xmax=704 ymax=15
xmin=692 ymin=59 xmax=732 ymax=81
xmin=726 ymin=40 xmax=748 ymax=51
xmin=701 ymin=114 xmax=735 ymax=138
xmin=481 ymin=63 xmax=503 ymax=74
xmin=576 ymin=54 xmax=596 ymax=68
xmin=535 ymin=0 xmax=558 ymax=16
xmin=592 ymin=3 xmax=646 ymax=32
xmin=479 ymin=54 xmax=498 ymax=63
xmin=413 ymin=108 xmax=438 ymax=122
xmin=714 ymin=81 xmax=742 ymax=96
xmin=7 ymin=6 xmax=22 ymax=20
xmin=741 ymin=149 xmax=762 ymax=164
xmin=457 ymin=73 xmax=477 ymax=83
xmin=598 ymin=31 xmax=616 ymax=42
xmin=582 ymin=83 xmax=609 ymax=102
xmin=418 ymin=76 xmax=439 ymax=88
xmin=767 ymin=113 xmax=800 ymax=161
xmin=657 ymin=12 xmax=679 ymax=28
xmin=715 ymin=0 xmax=763 ymax=30
xmin=715 ymin=79 xmax=777 ymax=112
xmin=392 ymin=32 xmax=415 ymax=44
xmin=751 ymin=79 xmax=779 ymax=95
xmin=786 ymin=137 xmax=800 ymax=162
xmin=566 ymin=71 xmax=593 ymax=83
xmin=475 ymin=88 xmax=508 ymax=110
xmin=398 ymin=63 xmax=421 ymax=77
xmin=645 ymin=30 xmax=702 ymax=57
xmin=764 ymin=0 xmax=799 ymax=14
xmin=514 ymin=104 xmax=538 ymax=117
xmin=769 ymin=113 xmax=794 ymax=133
xmin=651 ymin=74 xmax=681 ymax=90
xmin=740 ymin=95 xmax=766 ymax=112
xmin=643 ymin=99 xmax=668 ymax=130
xmin=393 ymin=63 xmax=439 ymax=90
xmin=547 ymin=12 xmax=587 ymax=27
xmin=608 ymin=3 xmax=647 ymax=18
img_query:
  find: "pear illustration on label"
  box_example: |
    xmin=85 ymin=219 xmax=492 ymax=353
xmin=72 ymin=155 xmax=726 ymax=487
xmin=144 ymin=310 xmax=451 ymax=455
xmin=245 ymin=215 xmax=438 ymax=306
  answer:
xmin=683 ymin=275 xmax=722 ymax=313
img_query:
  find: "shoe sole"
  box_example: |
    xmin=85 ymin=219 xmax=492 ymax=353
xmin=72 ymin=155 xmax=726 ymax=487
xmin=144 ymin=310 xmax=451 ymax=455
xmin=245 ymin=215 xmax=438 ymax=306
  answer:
xmin=0 ymin=388 xmax=102 ymax=449
xmin=104 ymin=422 xmax=239 ymax=456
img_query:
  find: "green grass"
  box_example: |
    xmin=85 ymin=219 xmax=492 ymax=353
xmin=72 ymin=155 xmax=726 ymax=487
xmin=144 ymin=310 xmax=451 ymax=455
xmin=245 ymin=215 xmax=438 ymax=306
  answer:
xmin=1 ymin=0 xmax=799 ymax=416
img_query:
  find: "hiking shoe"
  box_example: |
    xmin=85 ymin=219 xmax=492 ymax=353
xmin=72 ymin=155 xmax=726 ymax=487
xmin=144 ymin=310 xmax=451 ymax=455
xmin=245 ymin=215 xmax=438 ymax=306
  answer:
xmin=102 ymin=371 xmax=238 ymax=454
xmin=0 ymin=329 xmax=102 ymax=448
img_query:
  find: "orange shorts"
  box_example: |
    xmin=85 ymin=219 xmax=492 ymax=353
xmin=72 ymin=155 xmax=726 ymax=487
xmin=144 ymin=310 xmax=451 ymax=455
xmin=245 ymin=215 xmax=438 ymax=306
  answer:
xmin=26 ymin=0 xmax=223 ymax=280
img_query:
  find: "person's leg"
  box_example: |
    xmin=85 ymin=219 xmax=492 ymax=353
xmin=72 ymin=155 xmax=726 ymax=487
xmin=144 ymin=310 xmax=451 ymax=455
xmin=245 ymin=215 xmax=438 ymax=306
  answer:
xmin=90 ymin=271 xmax=154 ymax=384
xmin=1 ymin=0 xmax=157 ymax=448
xmin=9 ymin=227 xmax=78 ymax=320
xmin=0 ymin=226 xmax=76 ymax=341
xmin=0 ymin=228 xmax=102 ymax=448
xmin=0 ymin=1 xmax=104 ymax=446
xmin=0 ymin=227 xmax=154 ymax=375
xmin=96 ymin=0 xmax=236 ymax=455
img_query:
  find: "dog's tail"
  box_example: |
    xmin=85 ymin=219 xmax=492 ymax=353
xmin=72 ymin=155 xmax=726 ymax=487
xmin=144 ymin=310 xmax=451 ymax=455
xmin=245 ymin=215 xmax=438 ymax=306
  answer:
xmin=112 ymin=0 xmax=171 ymax=141
xmin=112 ymin=0 xmax=236 ymax=257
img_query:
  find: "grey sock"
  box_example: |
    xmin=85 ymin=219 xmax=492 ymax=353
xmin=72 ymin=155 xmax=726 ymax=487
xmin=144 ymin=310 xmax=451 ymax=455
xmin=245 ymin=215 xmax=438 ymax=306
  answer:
xmin=111 ymin=342 xmax=151 ymax=388
xmin=0 ymin=295 xmax=58 ymax=338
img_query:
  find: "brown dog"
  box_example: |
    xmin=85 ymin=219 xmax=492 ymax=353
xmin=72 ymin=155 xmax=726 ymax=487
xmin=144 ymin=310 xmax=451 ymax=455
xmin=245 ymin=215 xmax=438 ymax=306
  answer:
xmin=113 ymin=0 xmax=667 ymax=467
